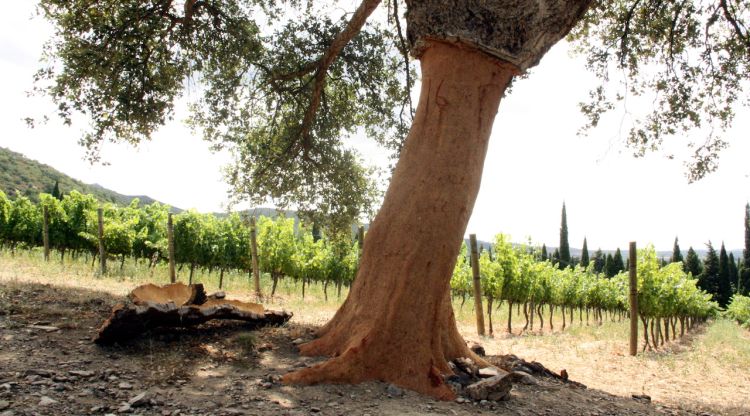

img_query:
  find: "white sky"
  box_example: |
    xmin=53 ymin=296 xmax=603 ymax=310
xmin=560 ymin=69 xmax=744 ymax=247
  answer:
xmin=1 ymin=3 xmax=749 ymax=252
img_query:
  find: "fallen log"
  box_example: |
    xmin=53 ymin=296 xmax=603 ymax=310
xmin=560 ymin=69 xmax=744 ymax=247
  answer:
xmin=95 ymin=283 xmax=292 ymax=344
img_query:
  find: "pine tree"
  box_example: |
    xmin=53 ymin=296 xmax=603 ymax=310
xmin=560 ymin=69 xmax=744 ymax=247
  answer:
xmin=593 ymin=249 xmax=605 ymax=273
xmin=559 ymin=203 xmax=570 ymax=269
xmin=613 ymin=248 xmax=625 ymax=274
xmin=699 ymin=242 xmax=720 ymax=301
xmin=671 ymin=237 xmax=683 ymax=264
xmin=684 ymin=247 xmax=703 ymax=278
xmin=540 ymin=244 xmax=548 ymax=261
xmin=580 ymin=237 xmax=590 ymax=267
xmin=717 ymin=243 xmax=732 ymax=307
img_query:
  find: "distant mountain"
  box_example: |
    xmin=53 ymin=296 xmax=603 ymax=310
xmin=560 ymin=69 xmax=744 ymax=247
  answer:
xmin=0 ymin=146 xmax=178 ymax=209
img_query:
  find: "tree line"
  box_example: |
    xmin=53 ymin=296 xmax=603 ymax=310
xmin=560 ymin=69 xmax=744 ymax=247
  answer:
xmin=0 ymin=188 xmax=360 ymax=298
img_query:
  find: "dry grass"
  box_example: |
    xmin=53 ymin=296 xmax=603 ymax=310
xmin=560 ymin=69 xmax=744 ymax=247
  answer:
xmin=2 ymin=248 xmax=749 ymax=414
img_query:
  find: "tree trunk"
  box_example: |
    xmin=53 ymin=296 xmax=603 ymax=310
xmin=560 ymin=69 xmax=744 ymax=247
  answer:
xmin=562 ymin=305 xmax=566 ymax=330
xmin=536 ymin=303 xmax=543 ymax=332
xmin=189 ymin=263 xmax=195 ymax=285
xmin=284 ymin=42 xmax=515 ymax=399
xmin=549 ymin=304 xmax=554 ymax=331
xmin=271 ymin=273 xmax=279 ymax=297
xmin=522 ymin=302 xmax=530 ymax=331
xmin=680 ymin=316 xmax=685 ymax=337
xmin=219 ymin=268 xmax=225 ymax=289
xmin=641 ymin=315 xmax=651 ymax=351
xmin=302 ymin=278 xmax=307 ymax=300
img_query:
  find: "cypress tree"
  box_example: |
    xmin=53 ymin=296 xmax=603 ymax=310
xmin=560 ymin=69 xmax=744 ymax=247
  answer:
xmin=559 ymin=203 xmax=571 ymax=269
xmin=613 ymin=248 xmax=625 ymax=274
xmin=552 ymin=248 xmax=561 ymax=266
xmin=742 ymin=203 xmax=750 ymax=296
xmin=593 ymin=249 xmax=605 ymax=273
xmin=699 ymin=242 xmax=720 ymax=300
xmin=728 ymin=253 xmax=738 ymax=294
xmin=541 ymin=244 xmax=548 ymax=261
xmin=580 ymin=237 xmax=590 ymax=267
xmin=50 ymin=180 xmax=62 ymax=200
xmin=684 ymin=247 xmax=703 ymax=278
xmin=604 ymin=253 xmax=615 ymax=277
xmin=671 ymin=237 xmax=683 ymax=264
xmin=717 ymin=243 xmax=732 ymax=307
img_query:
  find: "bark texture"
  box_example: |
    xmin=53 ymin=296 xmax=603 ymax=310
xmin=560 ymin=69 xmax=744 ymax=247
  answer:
xmin=95 ymin=283 xmax=291 ymax=344
xmin=406 ymin=0 xmax=593 ymax=71
xmin=283 ymin=41 xmax=515 ymax=399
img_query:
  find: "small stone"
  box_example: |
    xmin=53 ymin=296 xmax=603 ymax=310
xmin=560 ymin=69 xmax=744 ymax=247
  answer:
xmin=469 ymin=342 xmax=485 ymax=356
xmin=480 ymin=400 xmax=489 ymax=406
xmin=212 ymin=291 xmax=226 ymax=299
xmin=465 ymin=375 xmax=514 ymax=402
xmin=310 ymin=407 xmax=321 ymax=412
xmin=26 ymin=369 xmax=53 ymax=378
xmin=292 ymin=338 xmax=305 ymax=345
xmin=69 ymin=370 xmax=95 ymax=377
xmin=90 ymin=405 xmax=104 ymax=412
xmin=118 ymin=382 xmax=133 ymax=390
xmin=478 ymin=367 xmax=500 ymax=378
xmin=632 ymin=394 xmax=651 ymax=402
xmin=512 ymin=371 xmax=538 ymax=385
xmin=0 ymin=401 xmax=8 ymax=411
xmin=128 ymin=392 xmax=149 ymax=407
xmin=28 ymin=325 xmax=60 ymax=332
xmin=118 ymin=403 xmax=132 ymax=413
xmin=257 ymin=343 xmax=273 ymax=352
xmin=386 ymin=384 xmax=403 ymax=397
xmin=38 ymin=396 xmax=57 ymax=406
xmin=0 ymin=412 xmax=14 ymax=416
xmin=454 ymin=397 xmax=466 ymax=404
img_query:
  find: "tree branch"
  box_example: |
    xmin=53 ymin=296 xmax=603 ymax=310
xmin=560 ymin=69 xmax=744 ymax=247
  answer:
xmin=298 ymin=0 xmax=382 ymax=153
xmin=719 ymin=0 xmax=750 ymax=51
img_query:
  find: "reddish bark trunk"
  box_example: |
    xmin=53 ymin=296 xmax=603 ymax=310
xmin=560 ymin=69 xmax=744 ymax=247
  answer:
xmin=283 ymin=41 xmax=515 ymax=399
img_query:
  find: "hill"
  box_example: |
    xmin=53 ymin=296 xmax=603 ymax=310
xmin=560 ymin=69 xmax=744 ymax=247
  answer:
xmin=0 ymin=146 xmax=173 ymax=208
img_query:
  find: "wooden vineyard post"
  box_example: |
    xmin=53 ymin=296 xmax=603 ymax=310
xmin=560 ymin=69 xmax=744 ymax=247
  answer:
xmin=629 ymin=241 xmax=638 ymax=356
xmin=97 ymin=207 xmax=106 ymax=275
xmin=167 ymin=213 xmax=176 ymax=283
xmin=250 ymin=216 xmax=261 ymax=299
xmin=469 ymin=234 xmax=485 ymax=336
xmin=42 ymin=206 xmax=50 ymax=262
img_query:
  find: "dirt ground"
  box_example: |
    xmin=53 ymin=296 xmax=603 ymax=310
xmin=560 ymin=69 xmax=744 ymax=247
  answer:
xmin=0 ymin=281 xmax=726 ymax=416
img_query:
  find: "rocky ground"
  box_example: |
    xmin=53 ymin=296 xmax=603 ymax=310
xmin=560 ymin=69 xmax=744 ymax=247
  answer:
xmin=0 ymin=282 xmax=712 ymax=415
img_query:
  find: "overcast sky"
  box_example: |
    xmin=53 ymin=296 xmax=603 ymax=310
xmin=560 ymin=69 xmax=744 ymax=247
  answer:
xmin=2 ymin=3 xmax=749 ymax=252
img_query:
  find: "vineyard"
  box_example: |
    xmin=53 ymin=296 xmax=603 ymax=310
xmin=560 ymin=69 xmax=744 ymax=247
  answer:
xmin=0 ymin=188 xmax=727 ymax=352
xmin=0 ymin=189 xmax=360 ymax=300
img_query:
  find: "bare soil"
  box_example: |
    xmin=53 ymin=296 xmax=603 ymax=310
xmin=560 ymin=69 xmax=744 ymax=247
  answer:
xmin=0 ymin=281 xmax=718 ymax=416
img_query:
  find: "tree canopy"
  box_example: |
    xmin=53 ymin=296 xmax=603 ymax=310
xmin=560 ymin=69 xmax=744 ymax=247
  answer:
xmin=33 ymin=0 xmax=750 ymax=226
